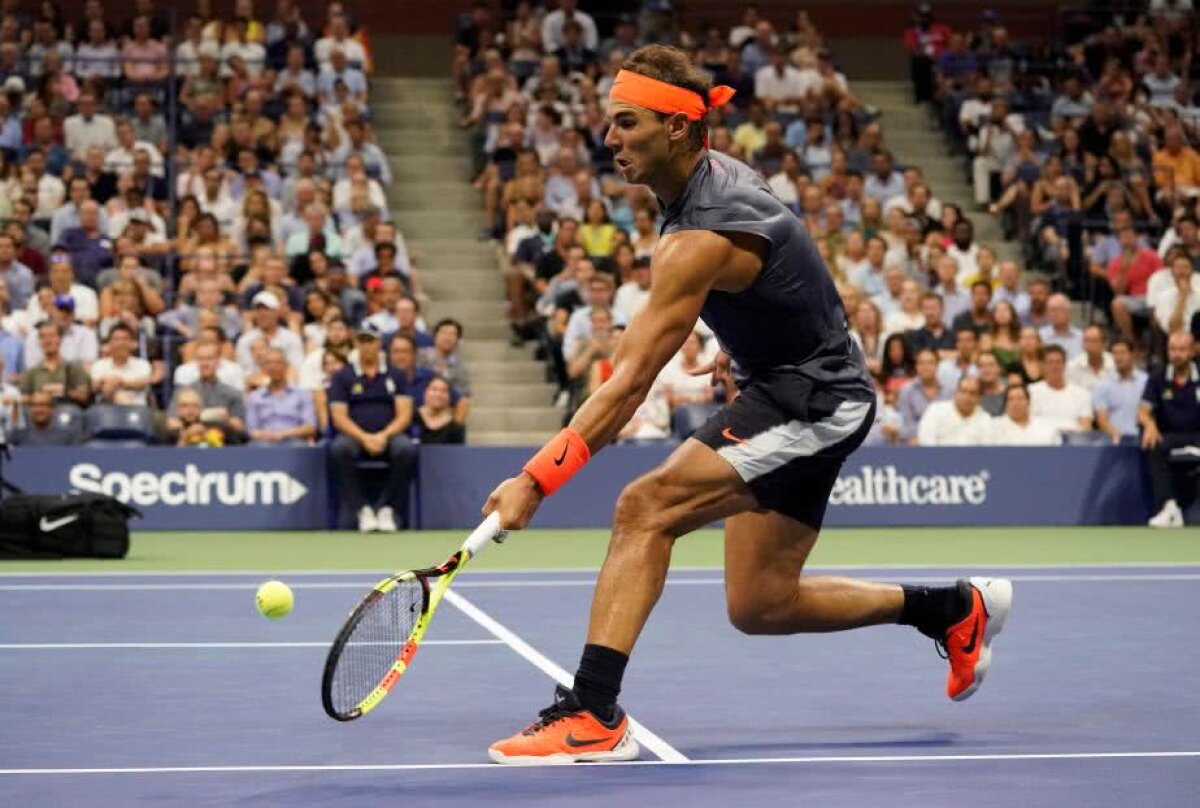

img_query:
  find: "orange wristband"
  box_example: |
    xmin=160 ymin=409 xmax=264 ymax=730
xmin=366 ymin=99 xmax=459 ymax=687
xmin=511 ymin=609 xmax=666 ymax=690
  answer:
xmin=523 ymin=428 xmax=591 ymax=496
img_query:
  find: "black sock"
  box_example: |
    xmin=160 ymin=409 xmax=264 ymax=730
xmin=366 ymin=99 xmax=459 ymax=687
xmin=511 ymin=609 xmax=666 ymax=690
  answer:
xmin=898 ymin=584 xmax=971 ymax=639
xmin=572 ymin=643 xmax=628 ymax=722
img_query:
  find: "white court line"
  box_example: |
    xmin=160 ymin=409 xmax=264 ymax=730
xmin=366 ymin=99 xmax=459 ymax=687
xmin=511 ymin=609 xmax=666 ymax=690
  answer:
xmin=2 ymin=561 xmax=1200 ymax=578
xmin=444 ymin=589 xmax=689 ymax=765
xmin=2 ymin=750 xmax=1198 ymax=776
xmin=0 ymin=640 xmax=501 ymax=650
xmin=4 ymin=572 xmax=1200 ymax=592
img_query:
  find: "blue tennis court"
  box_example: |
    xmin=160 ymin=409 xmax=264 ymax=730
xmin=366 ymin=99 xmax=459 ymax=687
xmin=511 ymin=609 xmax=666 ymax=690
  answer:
xmin=2 ymin=566 xmax=1199 ymax=806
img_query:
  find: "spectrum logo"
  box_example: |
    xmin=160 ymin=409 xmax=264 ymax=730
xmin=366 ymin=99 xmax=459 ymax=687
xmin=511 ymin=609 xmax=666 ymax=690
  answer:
xmin=68 ymin=463 xmax=309 ymax=507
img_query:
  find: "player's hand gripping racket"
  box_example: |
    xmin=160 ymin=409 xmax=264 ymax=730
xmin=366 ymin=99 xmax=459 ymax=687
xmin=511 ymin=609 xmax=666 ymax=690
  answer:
xmin=321 ymin=513 xmax=508 ymax=721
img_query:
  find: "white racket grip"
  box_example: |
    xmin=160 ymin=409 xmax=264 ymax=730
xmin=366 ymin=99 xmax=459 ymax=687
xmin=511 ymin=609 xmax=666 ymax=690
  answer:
xmin=462 ymin=512 xmax=508 ymax=558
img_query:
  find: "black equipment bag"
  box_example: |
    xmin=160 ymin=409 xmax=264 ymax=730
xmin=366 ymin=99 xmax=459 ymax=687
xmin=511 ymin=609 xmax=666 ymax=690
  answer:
xmin=0 ymin=478 xmax=140 ymax=559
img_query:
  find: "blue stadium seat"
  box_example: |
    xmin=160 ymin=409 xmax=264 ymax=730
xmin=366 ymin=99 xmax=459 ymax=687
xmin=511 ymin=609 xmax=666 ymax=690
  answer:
xmin=85 ymin=405 xmax=155 ymax=445
xmin=50 ymin=405 xmax=86 ymax=442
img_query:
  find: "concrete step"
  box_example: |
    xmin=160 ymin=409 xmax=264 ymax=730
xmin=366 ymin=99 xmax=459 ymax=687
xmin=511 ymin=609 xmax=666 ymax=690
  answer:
xmin=406 ymin=238 xmax=499 ymax=264
xmin=469 ymin=430 xmax=556 ymax=446
xmin=421 ymin=268 xmax=505 ymax=295
xmin=376 ymin=136 xmax=471 ymax=158
xmin=394 ymin=208 xmax=487 ymax=233
xmin=472 ymin=381 xmax=558 ymax=407
xmin=459 ymin=341 xmax=534 ymax=363
xmin=425 ymin=298 xmax=508 ymax=321
xmin=390 ymin=182 xmax=481 ymax=210
xmin=370 ymin=80 xmax=456 ymax=104
xmin=470 ymin=406 xmax=561 ymax=432
xmin=470 ymin=362 xmax=549 ymax=384
xmin=391 ymin=156 xmax=474 ymax=182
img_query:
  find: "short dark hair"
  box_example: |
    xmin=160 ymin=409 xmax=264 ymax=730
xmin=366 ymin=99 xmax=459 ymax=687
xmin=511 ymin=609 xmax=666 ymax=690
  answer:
xmin=621 ymin=45 xmax=713 ymax=150
xmin=390 ymin=333 xmax=417 ymax=352
xmin=1111 ymin=337 xmax=1135 ymax=352
xmin=971 ymin=280 xmax=993 ymax=294
xmin=1004 ymin=384 xmax=1029 ymax=403
xmin=107 ymin=323 xmax=136 ymax=341
xmin=1042 ymin=344 xmax=1067 ymax=361
xmin=433 ymin=318 xmax=463 ymax=339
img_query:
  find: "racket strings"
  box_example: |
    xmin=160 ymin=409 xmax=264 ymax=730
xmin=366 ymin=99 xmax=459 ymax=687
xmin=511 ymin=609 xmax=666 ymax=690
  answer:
xmin=329 ymin=578 xmax=425 ymax=715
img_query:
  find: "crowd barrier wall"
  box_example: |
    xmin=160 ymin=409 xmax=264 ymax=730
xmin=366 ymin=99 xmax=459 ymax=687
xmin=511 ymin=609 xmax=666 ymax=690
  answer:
xmin=4 ymin=445 xmax=1153 ymax=531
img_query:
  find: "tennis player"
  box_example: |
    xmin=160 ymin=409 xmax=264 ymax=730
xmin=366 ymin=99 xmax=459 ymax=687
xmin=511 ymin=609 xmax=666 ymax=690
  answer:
xmin=483 ymin=45 xmax=1013 ymax=764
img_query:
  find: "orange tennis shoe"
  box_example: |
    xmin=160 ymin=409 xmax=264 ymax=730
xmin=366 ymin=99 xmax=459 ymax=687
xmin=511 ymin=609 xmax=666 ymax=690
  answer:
xmin=488 ymin=685 xmax=640 ymax=764
xmin=939 ymin=577 xmax=1013 ymax=701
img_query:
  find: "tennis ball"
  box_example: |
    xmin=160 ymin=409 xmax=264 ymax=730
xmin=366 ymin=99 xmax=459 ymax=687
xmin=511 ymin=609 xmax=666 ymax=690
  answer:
xmin=256 ymin=580 xmax=294 ymax=619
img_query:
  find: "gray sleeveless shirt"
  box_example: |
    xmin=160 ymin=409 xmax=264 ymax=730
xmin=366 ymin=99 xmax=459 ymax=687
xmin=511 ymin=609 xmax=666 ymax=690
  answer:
xmin=659 ymin=150 xmax=873 ymax=406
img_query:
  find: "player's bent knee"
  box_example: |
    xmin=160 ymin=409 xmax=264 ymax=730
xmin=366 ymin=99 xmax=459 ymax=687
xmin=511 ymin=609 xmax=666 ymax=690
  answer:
xmin=612 ymin=472 xmax=684 ymax=539
xmin=727 ymin=601 xmax=788 ymax=635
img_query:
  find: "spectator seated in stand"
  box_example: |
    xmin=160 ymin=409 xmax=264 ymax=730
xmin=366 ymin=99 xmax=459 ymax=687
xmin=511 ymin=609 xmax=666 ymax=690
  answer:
xmin=245 ymin=347 xmax=317 ymax=445
xmin=1140 ymin=331 xmax=1200 ymax=528
xmin=916 ymin=375 xmax=992 ymax=446
xmin=10 ymin=390 xmax=81 ymax=446
xmin=18 ymin=320 xmax=91 ymax=409
xmin=1028 ymin=345 xmax=1093 ymax=437
xmin=988 ymin=384 xmax=1060 ymax=446
xmin=327 ymin=323 xmax=417 ymax=533
xmin=413 ymin=375 xmax=466 ymax=445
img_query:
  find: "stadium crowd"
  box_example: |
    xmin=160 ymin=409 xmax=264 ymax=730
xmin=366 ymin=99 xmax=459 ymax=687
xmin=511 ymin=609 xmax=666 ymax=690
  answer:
xmin=456 ymin=1 xmax=1200 ymax=525
xmin=0 ymin=1 xmax=473 ymax=532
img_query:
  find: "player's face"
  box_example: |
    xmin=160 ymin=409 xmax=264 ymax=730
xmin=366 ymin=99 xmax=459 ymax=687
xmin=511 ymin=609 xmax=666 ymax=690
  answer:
xmin=605 ymin=102 xmax=677 ymax=185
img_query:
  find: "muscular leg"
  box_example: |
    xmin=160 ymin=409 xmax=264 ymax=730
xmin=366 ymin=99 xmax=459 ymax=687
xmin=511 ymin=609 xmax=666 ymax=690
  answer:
xmin=723 ymin=508 xmax=903 ymax=634
xmin=584 ymin=438 xmax=758 ymax=655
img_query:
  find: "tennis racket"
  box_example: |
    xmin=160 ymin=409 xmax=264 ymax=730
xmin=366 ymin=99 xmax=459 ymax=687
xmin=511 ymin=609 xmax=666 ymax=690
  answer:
xmin=321 ymin=512 xmax=508 ymax=721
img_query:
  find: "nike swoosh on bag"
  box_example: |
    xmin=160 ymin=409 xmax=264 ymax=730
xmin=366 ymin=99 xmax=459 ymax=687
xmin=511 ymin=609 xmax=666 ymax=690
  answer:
xmin=564 ymin=732 xmax=611 ymax=748
xmin=39 ymin=515 xmax=80 ymax=533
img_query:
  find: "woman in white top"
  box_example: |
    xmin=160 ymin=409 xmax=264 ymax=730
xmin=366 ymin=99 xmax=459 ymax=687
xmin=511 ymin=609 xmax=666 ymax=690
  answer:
xmin=659 ymin=331 xmax=715 ymax=410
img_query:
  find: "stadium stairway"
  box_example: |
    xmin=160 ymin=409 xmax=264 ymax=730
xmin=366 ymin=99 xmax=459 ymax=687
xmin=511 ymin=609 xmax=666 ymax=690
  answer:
xmin=853 ymin=80 xmax=1022 ymax=264
xmin=373 ymin=77 xmax=561 ymax=445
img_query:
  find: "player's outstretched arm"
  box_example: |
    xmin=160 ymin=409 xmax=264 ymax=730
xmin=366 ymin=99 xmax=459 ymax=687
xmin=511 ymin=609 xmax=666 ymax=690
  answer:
xmin=567 ymin=231 xmax=726 ymax=451
xmin=482 ymin=231 xmax=740 ymax=530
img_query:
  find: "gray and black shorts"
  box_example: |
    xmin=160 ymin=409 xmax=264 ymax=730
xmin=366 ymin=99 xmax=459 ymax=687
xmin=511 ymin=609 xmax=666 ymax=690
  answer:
xmin=693 ymin=370 xmax=875 ymax=529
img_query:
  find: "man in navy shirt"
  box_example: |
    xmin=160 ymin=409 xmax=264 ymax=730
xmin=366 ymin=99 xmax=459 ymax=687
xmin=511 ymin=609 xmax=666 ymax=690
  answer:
xmin=1139 ymin=331 xmax=1200 ymax=527
xmin=327 ymin=323 xmax=417 ymax=532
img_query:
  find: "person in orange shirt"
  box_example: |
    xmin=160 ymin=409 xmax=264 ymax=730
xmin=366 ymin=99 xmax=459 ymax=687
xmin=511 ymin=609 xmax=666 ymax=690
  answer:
xmin=1152 ymin=125 xmax=1200 ymax=197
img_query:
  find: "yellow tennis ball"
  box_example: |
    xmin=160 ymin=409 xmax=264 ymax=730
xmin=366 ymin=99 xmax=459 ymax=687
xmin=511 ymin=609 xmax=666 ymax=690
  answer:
xmin=256 ymin=580 xmax=294 ymax=619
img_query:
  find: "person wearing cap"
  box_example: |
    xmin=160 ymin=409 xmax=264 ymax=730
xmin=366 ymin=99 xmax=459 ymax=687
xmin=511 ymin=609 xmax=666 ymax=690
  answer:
xmin=235 ymin=289 xmax=305 ymax=373
xmin=18 ymin=320 xmax=91 ymax=408
xmin=23 ymin=294 xmax=99 ymax=369
xmin=328 ymin=321 xmax=418 ymax=533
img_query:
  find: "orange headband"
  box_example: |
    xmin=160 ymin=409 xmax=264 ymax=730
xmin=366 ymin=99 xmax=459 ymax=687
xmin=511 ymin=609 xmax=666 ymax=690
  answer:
xmin=609 ymin=69 xmax=736 ymax=121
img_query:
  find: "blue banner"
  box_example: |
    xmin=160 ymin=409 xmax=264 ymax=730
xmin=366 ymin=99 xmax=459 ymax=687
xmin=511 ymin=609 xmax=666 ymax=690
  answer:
xmin=419 ymin=445 xmax=1153 ymax=529
xmin=4 ymin=446 xmax=330 ymax=530
xmin=0 ymin=444 xmax=1154 ymax=530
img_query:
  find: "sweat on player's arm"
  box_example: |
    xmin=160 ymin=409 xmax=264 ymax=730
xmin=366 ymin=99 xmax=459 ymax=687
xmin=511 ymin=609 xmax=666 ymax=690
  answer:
xmin=483 ymin=229 xmax=753 ymax=529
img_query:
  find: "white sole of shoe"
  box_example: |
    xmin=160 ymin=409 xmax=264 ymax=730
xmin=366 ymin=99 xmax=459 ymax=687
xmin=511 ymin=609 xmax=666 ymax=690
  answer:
xmin=487 ymin=730 xmax=641 ymax=765
xmin=952 ymin=577 xmax=1013 ymax=702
